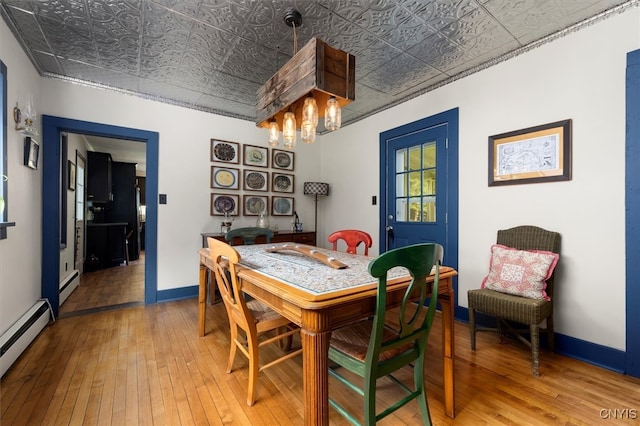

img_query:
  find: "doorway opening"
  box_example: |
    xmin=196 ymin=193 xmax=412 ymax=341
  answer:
xmin=59 ymin=134 xmax=147 ymax=317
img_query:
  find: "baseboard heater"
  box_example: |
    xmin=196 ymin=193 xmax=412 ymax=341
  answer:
xmin=59 ymin=269 xmax=80 ymax=305
xmin=0 ymin=299 xmax=54 ymax=378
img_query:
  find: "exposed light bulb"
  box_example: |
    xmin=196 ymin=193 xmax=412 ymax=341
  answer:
xmin=302 ymin=95 xmax=318 ymax=127
xmin=301 ymin=121 xmax=316 ymax=144
xmin=268 ymin=119 xmax=280 ymax=147
xmin=284 ymin=138 xmax=297 ymax=149
xmin=325 ymin=96 xmax=341 ymax=131
xmin=283 ymin=111 xmax=297 ymax=148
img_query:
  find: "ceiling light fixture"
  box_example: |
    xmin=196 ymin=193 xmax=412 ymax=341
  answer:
xmin=256 ymin=9 xmax=355 ymax=149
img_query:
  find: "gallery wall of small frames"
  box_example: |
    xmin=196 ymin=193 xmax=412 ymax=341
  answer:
xmin=210 ymin=139 xmax=296 ymax=217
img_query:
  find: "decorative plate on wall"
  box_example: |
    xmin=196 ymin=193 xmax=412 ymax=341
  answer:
xmin=211 ymin=193 xmax=239 ymax=216
xmin=243 ymin=169 xmax=269 ymax=192
xmin=243 ymin=144 xmax=268 ymax=168
xmin=272 ymin=149 xmax=294 ymax=171
xmin=271 ymin=196 xmax=294 ymax=216
xmin=272 ymin=173 xmax=294 ymax=193
xmin=211 ymin=139 xmax=240 ymax=164
xmin=211 ymin=166 xmax=240 ymax=190
xmin=244 ymin=195 xmax=269 ymax=216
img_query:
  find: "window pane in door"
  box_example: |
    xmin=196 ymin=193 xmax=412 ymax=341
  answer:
xmin=423 ymin=142 xmax=436 ymax=167
xmin=394 ymin=138 xmax=439 ymax=224
xmin=408 ymin=197 xmax=421 ymax=222
xmin=408 ymin=171 xmax=421 ymax=196
xmin=396 ymin=172 xmax=407 ymax=197
xmin=396 ymin=149 xmax=407 ymax=172
xmin=409 ymin=146 xmax=421 ymax=170
xmin=422 ymin=169 xmax=436 ymax=195
xmin=422 ymin=196 xmax=436 ymax=222
xmin=396 ymin=198 xmax=407 ymax=221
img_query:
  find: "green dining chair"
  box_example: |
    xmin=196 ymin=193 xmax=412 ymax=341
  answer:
xmin=328 ymin=243 xmax=442 ymax=425
xmin=224 ymin=226 xmax=274 ymax=245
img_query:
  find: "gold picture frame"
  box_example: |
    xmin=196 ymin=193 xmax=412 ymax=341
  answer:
xmin=489 ymin=119 xmax=572 ymax=186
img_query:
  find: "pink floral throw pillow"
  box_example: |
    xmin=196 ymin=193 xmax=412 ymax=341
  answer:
xmin=481 ymin=244 xmax=559 ymax=300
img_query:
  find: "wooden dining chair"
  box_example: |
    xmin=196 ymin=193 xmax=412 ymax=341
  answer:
xmin=328 ymin=229 xmax=373 ymax=255
xmin=206 ymin=237 xmax=302 ymax=405
xmin=327 ymin=243 xmax=442 ymax=425
xmin=224 ymin=226 xmax=274 ymax=246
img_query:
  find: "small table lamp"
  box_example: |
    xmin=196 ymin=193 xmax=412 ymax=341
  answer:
xmin=304 ymin=182 xmax=329 ymax=238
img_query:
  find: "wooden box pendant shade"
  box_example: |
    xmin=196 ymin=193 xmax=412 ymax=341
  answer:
xmin=256 ymin=37 xmax=356 ymax=130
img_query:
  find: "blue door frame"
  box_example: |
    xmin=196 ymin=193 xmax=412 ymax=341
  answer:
xmin=41 ymin=116 xmax=159 ymax=317
xmin=625 ymin=49 xmax=640 ymax=378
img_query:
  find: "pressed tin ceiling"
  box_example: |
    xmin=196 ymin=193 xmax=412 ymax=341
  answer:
xmin=1 ymin=0 xmax=636 ymax=131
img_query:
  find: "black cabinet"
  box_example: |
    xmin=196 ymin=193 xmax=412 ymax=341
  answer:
xmin=87 ymin=152 xmax=113 ymax=203
xmin=137 ymin=176 xmax=146 ymax=205
xmin=202 ymin=231 xmax=316 ymax=247
xmin=85 ymin=223 xmax=127 ymax=271
xmin=107 ymin=161 xmax=141 ymax=261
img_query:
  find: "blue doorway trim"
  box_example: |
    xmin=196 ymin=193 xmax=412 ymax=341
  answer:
xmin=378 ymin=108 xmax=459 ymax=312
xmin=41 ymin=116 xmax=159 ymax=317
xmin=625 ymin=50 xmax=640 ymax=378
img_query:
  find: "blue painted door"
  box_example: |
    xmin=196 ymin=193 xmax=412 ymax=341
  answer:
xmin=384 ymin=124 xmax=448 ymax=250
xmin=379 ymin=108 xmax=458 ymax=274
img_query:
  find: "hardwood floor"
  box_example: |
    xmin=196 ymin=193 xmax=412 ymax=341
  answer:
xmin=3 ymin=262 xmax=640 ymax=424
xmin=59 ymin=252 xmax=145 ymax=317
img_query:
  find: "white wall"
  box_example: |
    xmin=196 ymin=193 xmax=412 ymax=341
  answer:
xmin=0 ymin=19 xmax=43 ymax=334
xmin=321 ymin=9 xmax=640 ymax=350
xmin=1 ymin=7 xmax=637 ymax=354
xmin=38 ymin=80 xmax=323 ymax=292
xmin=59 ymin=133 xmax=88 ymax=281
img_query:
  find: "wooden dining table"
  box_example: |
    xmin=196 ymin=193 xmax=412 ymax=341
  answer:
xmin=198 ymin=243 xmax=458 ymax=425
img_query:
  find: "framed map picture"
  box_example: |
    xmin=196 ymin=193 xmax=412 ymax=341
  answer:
xmin=211 ymin=139 xmax=240 ymax=164
xmin=488 ymin=119 xmax=572 ymax=186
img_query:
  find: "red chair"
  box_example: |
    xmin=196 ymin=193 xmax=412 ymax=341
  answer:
xmin=328 ymin=230 xmax=373 ymax=255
